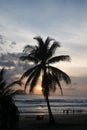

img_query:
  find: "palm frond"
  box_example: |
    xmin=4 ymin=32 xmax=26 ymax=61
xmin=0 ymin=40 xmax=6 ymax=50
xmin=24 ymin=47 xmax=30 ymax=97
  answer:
xmin=0 ymin=67 xmax=5 ymax=81
xmin=20 ymin=65 xmax=38 ymax=80
xmin=47 ymin=73 xmax=56 ymax=92
xmin=15 ymin=89 xmax=25 ymax=95
xmin=42 ymin=71 xmax=57 ymax=95
xmin=0 ymin=68 xmax=19 ymax=129
xmin=52 ymin=72 xmax=63 ymax=95
xmin=20 ymin=55 xmax=28 ymax=61
xmin=46 ymin=71 xmax=62 ymax=94
xmin=30 ymin=66 xmax=41 ymax=92
xmin=53 ymin=41 xmax=60 ymax=47
xmin=24 ymin=66 xmax=39 ymax=90
xmin=5 ymin=80 xmax=22 ymax=90
xmin=4 ymin=88 xmax=21 ymax=97
xmin=47 ymin=41 xmax=60 ymax=59
xmin=48 ymin=55 xmax=71 ymax=64
xmin=45 ymin=37 xmax=54 ymax=48
xmin=20 ymin=55 xmax=38 ymax=63
xmin=0 ymin=68 xmax=6 ymax=91
xmin=57 ymin=81 xmax=63 ymax=95
xmin=3 ymin=88 xmax=14 ymax=97
xmin=0 ymin=81 xmax=6 ymax=91
xmin=49 ymin=66 xmax=71 ymax=84
xmin=23 ymin=45 xmax=34 ymax=52
xmin=34 ymin=36 xmax=44 ymax=46
xmin=10 ymin=89 xmax=22 ymax=96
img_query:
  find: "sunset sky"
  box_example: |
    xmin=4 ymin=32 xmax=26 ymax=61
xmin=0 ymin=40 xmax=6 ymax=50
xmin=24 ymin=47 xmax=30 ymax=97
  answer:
xmin=0 ymin=0 xmax=87 ymax=96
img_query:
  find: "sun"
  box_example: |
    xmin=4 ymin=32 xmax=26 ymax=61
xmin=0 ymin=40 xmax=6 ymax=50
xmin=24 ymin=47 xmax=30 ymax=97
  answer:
xmin=33 ymin=85 xmax=42 ymax=94
xmin=38 ymin=86 xmax=42 ymax=91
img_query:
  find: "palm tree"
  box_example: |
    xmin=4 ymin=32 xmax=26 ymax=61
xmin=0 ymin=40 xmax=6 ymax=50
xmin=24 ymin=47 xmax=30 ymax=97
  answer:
xmin=0 ymin=68 xmax=19 ymax=130
xmin=20 ymin=36 xmax=71 ymax=123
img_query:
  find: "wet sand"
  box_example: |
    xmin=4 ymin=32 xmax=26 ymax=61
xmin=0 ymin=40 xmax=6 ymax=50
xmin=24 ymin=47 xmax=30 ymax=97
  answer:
xmin=16 ymin=114 xmax=87 ymax=130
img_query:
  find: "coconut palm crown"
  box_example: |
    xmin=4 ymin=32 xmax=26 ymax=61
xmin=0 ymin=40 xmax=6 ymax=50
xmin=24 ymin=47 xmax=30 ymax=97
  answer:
xmin=20 ymin=36 xmax=71 ymax=123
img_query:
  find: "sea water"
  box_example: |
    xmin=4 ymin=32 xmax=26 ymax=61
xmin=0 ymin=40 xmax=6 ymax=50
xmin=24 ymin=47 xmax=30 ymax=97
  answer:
xmin=15 ymin=94 xmax=87 ymax=115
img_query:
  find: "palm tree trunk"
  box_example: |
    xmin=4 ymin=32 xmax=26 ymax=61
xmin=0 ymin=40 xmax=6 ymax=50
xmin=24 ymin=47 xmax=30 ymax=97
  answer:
xmin=45 ymin=94 xmax=55 ymax=124
xmin=42 ymin=65 xmax=55 ymax=124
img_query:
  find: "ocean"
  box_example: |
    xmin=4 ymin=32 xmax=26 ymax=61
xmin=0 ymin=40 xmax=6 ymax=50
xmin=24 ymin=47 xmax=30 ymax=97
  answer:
xmin=15 ymin=94 xmax=87 ymax=115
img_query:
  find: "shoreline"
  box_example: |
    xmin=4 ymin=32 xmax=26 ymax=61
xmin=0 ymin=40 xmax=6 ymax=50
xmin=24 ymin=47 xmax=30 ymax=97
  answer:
xmin=16 ymin=114 xmax=87 ymax=130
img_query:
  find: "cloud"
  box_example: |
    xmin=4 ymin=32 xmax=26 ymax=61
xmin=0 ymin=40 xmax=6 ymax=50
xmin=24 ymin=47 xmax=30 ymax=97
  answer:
xmin=11 ymin=41 xmax=16 ymax=45
xmin=0 ymin=52 xmax=33 ymax=84
xmin=0 ymin=60 xmax=15 ymax=67
xmin=73 ymin=82 xmax=78 ymax=86
xmin=0 ymin=34 xmax=6 ymax=44
xmin=0 ymin=52 xmax=87 ymax=96
xmin=9 ymin=41 xmax=16 ymax=48
xmin=0 ymin=35 xmax=3 ymax=41
xmin=0 ymin=34 xmax=21 ymax=53
xmin=71 ymin=76 xmax=87 ymax=86
xmin=0 ymin=0 xmax=87 ymax=96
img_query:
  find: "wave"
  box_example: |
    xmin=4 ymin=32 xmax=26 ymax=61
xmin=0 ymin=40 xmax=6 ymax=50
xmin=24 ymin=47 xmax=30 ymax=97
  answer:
xmin=15 ymin=95 xmax=87 ymax=115
xmin=15 ymin=99 xmax=87 ymax=104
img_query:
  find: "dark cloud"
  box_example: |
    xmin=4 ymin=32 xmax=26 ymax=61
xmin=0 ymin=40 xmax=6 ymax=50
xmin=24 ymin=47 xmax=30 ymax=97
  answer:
xmin=0 ymin=52 xmax=32 ymax=84
xmin=11 ymin=41 xmax=16 ymax=45
xmin=9 ymin=41 xmax=16 ymax=48
xmin=0 ymin=60 xmax=15 ymax=67
xmin=0 ymin=53 xmax=22 ymax=67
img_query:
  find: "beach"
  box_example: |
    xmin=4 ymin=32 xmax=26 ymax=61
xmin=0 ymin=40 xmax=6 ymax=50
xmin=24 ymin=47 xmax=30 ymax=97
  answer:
xmin=16 ymin=114 xmax=87 ymax=130
xmin=15 ymin=94 xmax=87 ymax=116
xmin=15 ymin=95 xmax=87 ymax=129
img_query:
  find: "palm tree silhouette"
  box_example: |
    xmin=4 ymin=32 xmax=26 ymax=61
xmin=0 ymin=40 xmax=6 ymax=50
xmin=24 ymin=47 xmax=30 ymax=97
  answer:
xmin=20 ymin=36 xmax=71 ymax=123
xmin=0 ymin=68 xmax=19 ymax=130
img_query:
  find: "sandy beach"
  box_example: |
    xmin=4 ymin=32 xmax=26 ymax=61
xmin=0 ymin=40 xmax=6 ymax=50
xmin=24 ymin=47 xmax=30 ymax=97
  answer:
xmin=16 ymin=114 xmax=87 ymax=130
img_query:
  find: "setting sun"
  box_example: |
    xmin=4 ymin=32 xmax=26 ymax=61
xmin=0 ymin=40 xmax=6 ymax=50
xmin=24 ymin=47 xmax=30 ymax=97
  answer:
xmin=38 ymin=86 xmax=42 ymax=91
xmin=33 ymin=86 xmax=42 ymax=94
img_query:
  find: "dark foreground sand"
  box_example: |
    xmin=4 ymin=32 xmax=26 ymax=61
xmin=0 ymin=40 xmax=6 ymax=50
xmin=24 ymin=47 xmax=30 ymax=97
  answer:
xmin=16 ymin=114 xmax=87 ymax=130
